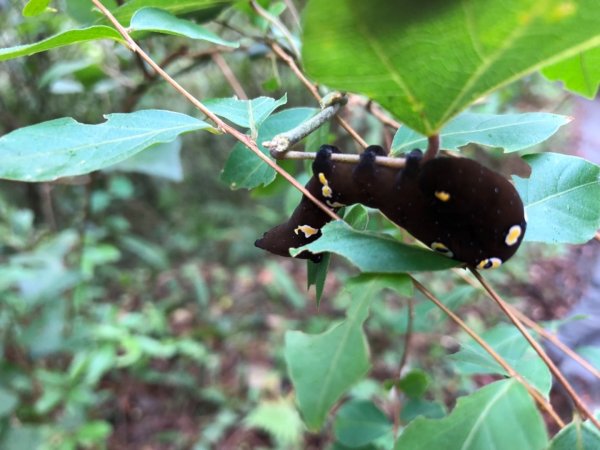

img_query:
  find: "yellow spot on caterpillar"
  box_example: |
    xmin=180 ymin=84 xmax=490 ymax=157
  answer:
xmin=505 ymin=225 xmax=522 ymax=246
xmin=476 ymin=257 xmax=502 ymax=270
xmin=434 ymin=191 xmax=450 ymax=202
xmin=294 ymin=225 xmax=319 ymax=238
xmin=318 ymin=172 xmax=333 ymax=198
xmin=431 ymin=241 xmax=454 ymax=258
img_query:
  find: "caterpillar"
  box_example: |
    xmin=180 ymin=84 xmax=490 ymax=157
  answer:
xmin=255 ymin=144 xmax=527 ymax=269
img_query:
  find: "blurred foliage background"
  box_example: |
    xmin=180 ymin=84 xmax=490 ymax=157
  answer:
xmin=1 ymin=0 xmax=599 ymax=449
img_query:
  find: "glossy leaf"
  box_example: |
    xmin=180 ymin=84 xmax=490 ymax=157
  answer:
xmin=451 ymin=323 xmax=552 ymax=397
xmin=0 ymin=110 xmax=214 ymax=182
xmin=394 ymin=379 xmax=548 ymax=450
xmin=400 ymin=398 xmax=446 ymax=423
xmin=110 ymin=0 xmax=233 ymax=24
xmin=0 ymin=26 xmax=124 ymax=62
xmin=285 ymin=275 xmax=408 ymax=431
xmin=23 ymin=0 xmax=51 ymax=16
xmin=515 ymin=153 xmax=600 ymax=244
xmin=221 ymin=107 xmax=316 ymax=190
xmin=307 ymin=253 xmax=330 ymax=306
xmin=333 ymin=400 xmax=392 ymax=448
xmin=204 ymin=95 xmax=287 ymax=134
xmin=302 ymin=0 xmax=600 ymax=135
xmin=542 ymin=47 xmax=600 ymax=99
xmin=130 ymin=7 xmax=239 ymax=47
xmin=548 ymin=417 xmax=600 ymax=450
xmin=391 ymin=112 xmax=571 ymax=154
xmin=107 ymin=140 xmax=184 ymax=181
xmin=291 ymin=221 xmax=459 ymax=273
xmin=245 ymin=398 xmax=303 ymax=446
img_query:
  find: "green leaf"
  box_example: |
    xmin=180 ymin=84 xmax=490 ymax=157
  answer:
xmin=291 ymin=221 xmax=459 ymax=273
xmin=0 ymin=26 xmax=124 ymax=62
xmin=245 ymin=398 xmax=304 ymax=446
xmin=221 ymin=107 xmax=316 ymax=190
xmin=397 ymin=370 xmax=430 ymax=399
xmin=451 ymin=323 xmax=552 ymax=397
xmin=23 ymin=0 xmax=51 ymax=16
xmin=333 ymin=400 xmax=392 ymax=448
xmin=400 ymin=398 xmax=446 ymax=423
xmin=110 ymin=0 xmax=234 ymax=24
xmin=302 ymin=0 xmax=600 ymax=135
xmin=515 ymin=153 xmax=600 ymax=244
xmin=204 ymin=95 xmax=287 ymax=135
xmin=130 ymin=7 xmax=239 ymax=47
xmin=285 ymin=276 xmax=392 ymax=430
xmin=548 ymin=417 xmax=600 ymax=450
xmin=344 ymin=204 xmax=370 ymax=230
xmin=0 ymin=387 xmax=19 ymax=417
xmin=394 ymin=379 xmax=548 ymax=450
xmin=0 ymin=110 xmax=214 ymax=182
xmin=307 ymin=253 xmax=330 ymax=307
xmin=542 ymin=47 xmax=600 ymax=99
xmin=107 ymin=140 xmax=184 ymax=181
xmin=391 ymin=112 xmax=571 ymax=154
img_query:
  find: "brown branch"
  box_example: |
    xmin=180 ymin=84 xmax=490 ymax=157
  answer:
xmin=211 ymin=52 xmax=248 ymax=100
xmin=92 ymin=0 xmax=340 ymax=222
xmin=422 ymin=134 xmax=440 ymax=162
xmin=365 ymin=99 xmax=401 ymax=130
xmin=411 ymin=276 xmax=565 ymax=428
xmin=269 ymin=43 xmax=369 ymax=150
xmin=471 ymin=269 xmax=600 ymax=430
xmin=250 ymin=0 xmax=300 ymax=57
xmin=454 ymin=268 xmax=600 ymax=382
xmin=272 ymin=150 xmax=406 ymax=168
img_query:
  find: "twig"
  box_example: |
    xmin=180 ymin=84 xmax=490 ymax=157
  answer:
xmin=454 ymin=268 xmax=600 ymax=382
xmin=91 ymin=0 xmax=340 ymax=222
xmin=269 ymin=43 xmax=369 ymax=149
xmin=365 ymin=99 xmax=401 ymax=130
xmin=471 ymin=269 xmax=600 ymax=430
xmin=271 ymin=150 xmax=407 ymax=168
xmin=250 ymin=0 xmax=300 ymax=58
xmin=211 ymin=52 xmax=248 ymax=100
xmin=264 ymin=100 xmax=344 ymax=155
xmin=282 ymin=0 xmax=301 ymax=28
xmin=411 ymin=276 xmax=565 ymax=428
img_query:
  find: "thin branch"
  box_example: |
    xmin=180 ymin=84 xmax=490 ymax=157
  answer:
xmin=92 ymin=0 xmax=340 ymax=222
xmin=411 ymin=276 xmax=565 ymax=428
xmin=365 ymin=99 xmax=401 ymax=130
xmin=264 ymin=101 xmax=343 ymax=155
xmin=269 ymin=42 xmax=369 ymax=149
xmin=398 ymin=297 xmax=414 ymax=377
xmin=471 ymin=269 xmax=600 ymax=430
xmin=272 ymin=150 xmax=406 ymax=168
xmin=283 ymin=0 xmax=301 ymax=28
xmin=211 ymin=52 xmax=248 ymax=100
xmin=454 ymin=268 xmax=600 ymax=382
xmin=250 ymin=0 xmax=300 ymax=57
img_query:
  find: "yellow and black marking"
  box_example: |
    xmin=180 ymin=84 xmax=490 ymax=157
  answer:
xmin=431 ymin=241 xmax=454 ymax=258
xmin=434 ymin=190 xmax=451 ymax=202
xmin=294 ymin=225 xmax=319 ymax=239
xmin=476 ymin=257 xmax=502 ymax=270
xmin=318 ymin=172 xmax=333 ymax=198
xmin=505 ymin=225 xmax=522 ymax=246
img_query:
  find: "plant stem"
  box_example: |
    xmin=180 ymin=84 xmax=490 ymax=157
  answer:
xmin=92 ymin=0 xmax=340 ymax=222
xmin=472 ymin=269 xmax=600 ymax=430
xmin=411 ymin=276 xmax=565 ymax=428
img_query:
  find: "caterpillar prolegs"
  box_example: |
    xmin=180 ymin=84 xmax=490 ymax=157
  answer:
xmin=255 ymin=145 xmax=527 ymax=269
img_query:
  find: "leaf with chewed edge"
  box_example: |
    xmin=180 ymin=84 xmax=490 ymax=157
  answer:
xmin=0 ymin=110 xmax=214 ymax=182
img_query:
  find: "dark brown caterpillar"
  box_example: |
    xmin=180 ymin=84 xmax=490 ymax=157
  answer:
xmin=255 ymin=145 xmax=527 ymax=269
